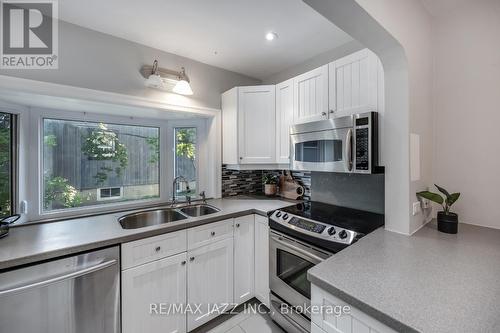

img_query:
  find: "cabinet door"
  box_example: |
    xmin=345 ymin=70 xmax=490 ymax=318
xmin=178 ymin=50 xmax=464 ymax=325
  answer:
xmin=293 ymin=65 xmax=329 ymax=124
xmin=254 ymin=214 xmax=270 ymax=307
xmin=238 ymin=85 xmax=276 ymax=164
xmin=276 ymin=79 xmax=294 ymax=164
xmin=328 ymin=49 xmax=380 ymax=118
xmin=187 ymin=238 xmax=234 ymax=331
xmin=311 ymin=285 xmax=397 ymax=333
xmin=234 ymin=215 xmax=255 ymax=304
xmin=122 ymin=252 xmax=187 ymax=333
xmin=222 ymin=88 xmax=238 ymax=164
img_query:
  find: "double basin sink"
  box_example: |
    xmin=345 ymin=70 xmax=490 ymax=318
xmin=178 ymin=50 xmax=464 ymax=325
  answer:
xmin=119 ymin=204 xmax=220 ymax=230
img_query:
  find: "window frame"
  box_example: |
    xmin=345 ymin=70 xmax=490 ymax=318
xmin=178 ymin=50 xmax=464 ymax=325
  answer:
xmin=167 ymin=119 xmax=207 ymax=201
xmin=0 ymin=111 xmax=18 ymax=217
xmin=29 ymin=107 xmax=169 ymax=220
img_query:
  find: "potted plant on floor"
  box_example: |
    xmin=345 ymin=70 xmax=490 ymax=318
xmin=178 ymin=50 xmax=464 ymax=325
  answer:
xmin=417 ymin=184 xmax=461 ymax=234
xmin=263 ymin=174 xmax=278 ymax=196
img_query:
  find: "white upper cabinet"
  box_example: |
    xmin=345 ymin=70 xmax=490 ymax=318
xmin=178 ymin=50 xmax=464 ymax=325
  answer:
xmin=329 ymin=49 xmax=383 ymax=118
xmin=222 ymin=86 xmax=276 ymax=165
xmin=293 ymin=65 xmax=329 ymax=124
xmin=233 ymin=215 xmax=255 ymax=305
xmin=275 ymin=79 xmax=294 ymax=164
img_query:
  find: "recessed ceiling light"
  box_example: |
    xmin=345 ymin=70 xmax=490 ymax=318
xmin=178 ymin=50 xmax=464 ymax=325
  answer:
xmin=265 ymin=32 xmax=278 ymax=41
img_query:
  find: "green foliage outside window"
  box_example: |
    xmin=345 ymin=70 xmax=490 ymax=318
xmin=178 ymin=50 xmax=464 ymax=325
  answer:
xmin=44 ymin=176 xmax=87 ymax=209
xmin=82 ymin=123 xmax=128 ymax=184
xmin=0 ymin=114 xmax=11 ymax=217
xmin=176 ymin=128 xmax=196 ymax=162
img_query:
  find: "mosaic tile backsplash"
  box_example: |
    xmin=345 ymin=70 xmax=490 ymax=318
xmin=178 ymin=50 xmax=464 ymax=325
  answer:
xmin=221 ymin=165 xmax=311 ymax=200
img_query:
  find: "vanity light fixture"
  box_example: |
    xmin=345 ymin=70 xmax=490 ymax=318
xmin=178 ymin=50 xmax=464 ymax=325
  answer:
xmin=140 ymin=60 xmax=194 ymax=95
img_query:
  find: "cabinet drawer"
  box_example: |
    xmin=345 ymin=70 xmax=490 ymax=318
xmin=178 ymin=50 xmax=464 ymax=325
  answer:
xmin=188 ymin=219 xmax=234 ymax=250
xmin=121 ymin=230 xmax=187 ymax=270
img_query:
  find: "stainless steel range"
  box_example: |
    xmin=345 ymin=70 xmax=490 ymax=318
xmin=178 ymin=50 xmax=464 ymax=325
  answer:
xmin=268 ymin=201 xmax=384 ymax=333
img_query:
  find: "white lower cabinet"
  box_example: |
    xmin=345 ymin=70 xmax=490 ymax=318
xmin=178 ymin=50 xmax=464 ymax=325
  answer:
xmin=187 ymin=237 xmax=234 ymax=331
xmin=233 ymin=215 xmax=255 ymax=304
xmin=122 ymin=215 xmax=264 ymax=333
xmin=311 ymin=285 xmax=397 ymax=333
xmin=254 ymin=214 xmax=270 ymax=307
xmin=122 ymin=252 xmax=187 ymax=333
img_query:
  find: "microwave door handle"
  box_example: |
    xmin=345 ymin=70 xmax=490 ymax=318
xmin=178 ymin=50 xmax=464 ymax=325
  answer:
xmin=345 ymin=128 xmax=353 ymax=171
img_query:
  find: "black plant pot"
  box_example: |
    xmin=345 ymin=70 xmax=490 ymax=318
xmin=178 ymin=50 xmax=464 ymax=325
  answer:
xmin=437 ymin=211 xmax=458 ymax=234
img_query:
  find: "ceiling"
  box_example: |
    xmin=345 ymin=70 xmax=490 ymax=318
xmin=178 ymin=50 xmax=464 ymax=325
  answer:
xmin=419 ymin=0 xmax=468 ymax=17
xmin=58 ymin=0 xmax=353 ymax=80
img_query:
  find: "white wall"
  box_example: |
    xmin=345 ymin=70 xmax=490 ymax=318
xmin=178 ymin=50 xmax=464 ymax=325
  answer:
xmin=354 ymin=0 xmax=434 ymax=234
xmin=261 ymin=40 xmax=364 ymax=84
xmin=0 ymin=21 xmax=260 ymax=110
xmin=305 ymin=0 xmax=434 ymax=234
xmin=433 ymin=0 xmax=500 ymax=229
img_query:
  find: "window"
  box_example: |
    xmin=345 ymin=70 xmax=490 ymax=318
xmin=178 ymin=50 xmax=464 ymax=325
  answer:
xmin=0 ymin=113 xmax=15 ymax=218
xmin=42 ymin=119 xmax=160 ymax=212
xmin=174 ymin=127 xmax=197 ymax=198
xmin=97 ymin=187 xmax=123 ymax=201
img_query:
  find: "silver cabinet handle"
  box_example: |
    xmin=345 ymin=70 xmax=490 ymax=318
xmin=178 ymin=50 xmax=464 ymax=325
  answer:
xmin=189 ymin=257 xmax=195 ymax=262
xmin=329 ymin=109 xmax=335 ymax=114
xmin=321 ymin=111 xmax=327 ymax=117
xmin=155 ymin=246 xmax=161 ymax=252
xmin=345 ymin=128 xmax=353 ymax=171
xmin=181 ymin=260 xmax=187 ymax=265
xmin=236 ymin=223 xmax=240 ymax=228
xmin=211 ymin=231 xmax=216 ymax=236
xmin=0 ymin=259 xmax=117 ymax=297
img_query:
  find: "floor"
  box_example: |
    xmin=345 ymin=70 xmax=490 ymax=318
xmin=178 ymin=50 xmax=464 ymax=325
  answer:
xmin=205 ymin=312 xmax=285 ymax=333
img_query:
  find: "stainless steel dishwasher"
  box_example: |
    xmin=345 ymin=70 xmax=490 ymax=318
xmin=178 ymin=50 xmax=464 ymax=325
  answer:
xmin=0 ymin=246 xmax=120 ymax=333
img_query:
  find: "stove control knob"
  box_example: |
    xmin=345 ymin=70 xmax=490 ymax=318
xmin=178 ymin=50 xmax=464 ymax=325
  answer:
xmin=327 ymin=227 xmax=336 ymax=235
xmin=338 ymin=230 xmax=348 ymax=239
xmin=282 ymin=214 xmax=289 ymax=220
xmin=276 ymin=211 xmax=282 ymax=218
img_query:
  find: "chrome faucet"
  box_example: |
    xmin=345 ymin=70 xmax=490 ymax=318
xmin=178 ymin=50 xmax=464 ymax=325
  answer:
xmin=199 ymin=191 xmax=206 ymax=204
xmin=172 ymin=176 xmax=190 ymax=206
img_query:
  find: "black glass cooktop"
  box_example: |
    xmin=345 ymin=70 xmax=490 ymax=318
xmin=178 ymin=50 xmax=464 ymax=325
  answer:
xmin=280 ymin=201 xmax=384 ymax=235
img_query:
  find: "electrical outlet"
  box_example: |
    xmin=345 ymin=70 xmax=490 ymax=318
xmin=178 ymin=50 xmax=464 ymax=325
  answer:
xmin=412 ymin=201 xmax=421 ymax=216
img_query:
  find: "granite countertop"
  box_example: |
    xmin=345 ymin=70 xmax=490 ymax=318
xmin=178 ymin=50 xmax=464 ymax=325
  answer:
xmin=308 ymin=222 xmax=500 ymax=333
xmin=0 ymin=198 xmax=296 ymax=271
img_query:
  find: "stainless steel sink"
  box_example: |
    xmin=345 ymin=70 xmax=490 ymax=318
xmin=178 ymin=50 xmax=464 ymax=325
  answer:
xmin=119 ymin=209 xmax=188 ymax=229
xmin=178 ymin=204 xmax=220 ymax=217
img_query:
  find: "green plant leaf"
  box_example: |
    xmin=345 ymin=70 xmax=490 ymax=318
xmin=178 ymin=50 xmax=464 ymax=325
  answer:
xmin=447 ymin=192 xmax=460 ymax=206
xmin=434 ymin=184 xmax=450 ymax=198
xmin=417 ymin=191 xmax=444 ymax=205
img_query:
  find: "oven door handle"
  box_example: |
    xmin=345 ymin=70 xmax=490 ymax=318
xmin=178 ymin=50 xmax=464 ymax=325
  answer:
xmin=271 ymin=235 xmax=326 ymax=263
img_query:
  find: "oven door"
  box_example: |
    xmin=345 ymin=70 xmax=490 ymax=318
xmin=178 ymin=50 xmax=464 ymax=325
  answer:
xmin=269 ymin=231 xmax=331 ymax=314
xmin=290 ymin=127 xmax=353 ymax=173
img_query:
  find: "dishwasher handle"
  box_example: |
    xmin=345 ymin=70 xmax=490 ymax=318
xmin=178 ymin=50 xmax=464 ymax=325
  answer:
xmin=0 ymin=259 xmax=118 ymax=297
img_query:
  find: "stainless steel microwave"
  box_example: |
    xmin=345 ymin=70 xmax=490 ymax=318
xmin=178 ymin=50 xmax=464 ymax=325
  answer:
xmin=290 ymin=112 xmax=378 ymax=174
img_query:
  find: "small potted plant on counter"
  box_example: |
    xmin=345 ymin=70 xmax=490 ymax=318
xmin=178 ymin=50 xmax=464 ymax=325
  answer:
xmin=263 ymin=174 xmax=278 ymax=196
xmin=417 ymin=184 xmax=461 ymax=234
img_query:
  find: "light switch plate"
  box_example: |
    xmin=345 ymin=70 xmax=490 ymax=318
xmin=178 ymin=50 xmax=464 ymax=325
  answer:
xmin=412 ymin=201 xmax=421 ymax=216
